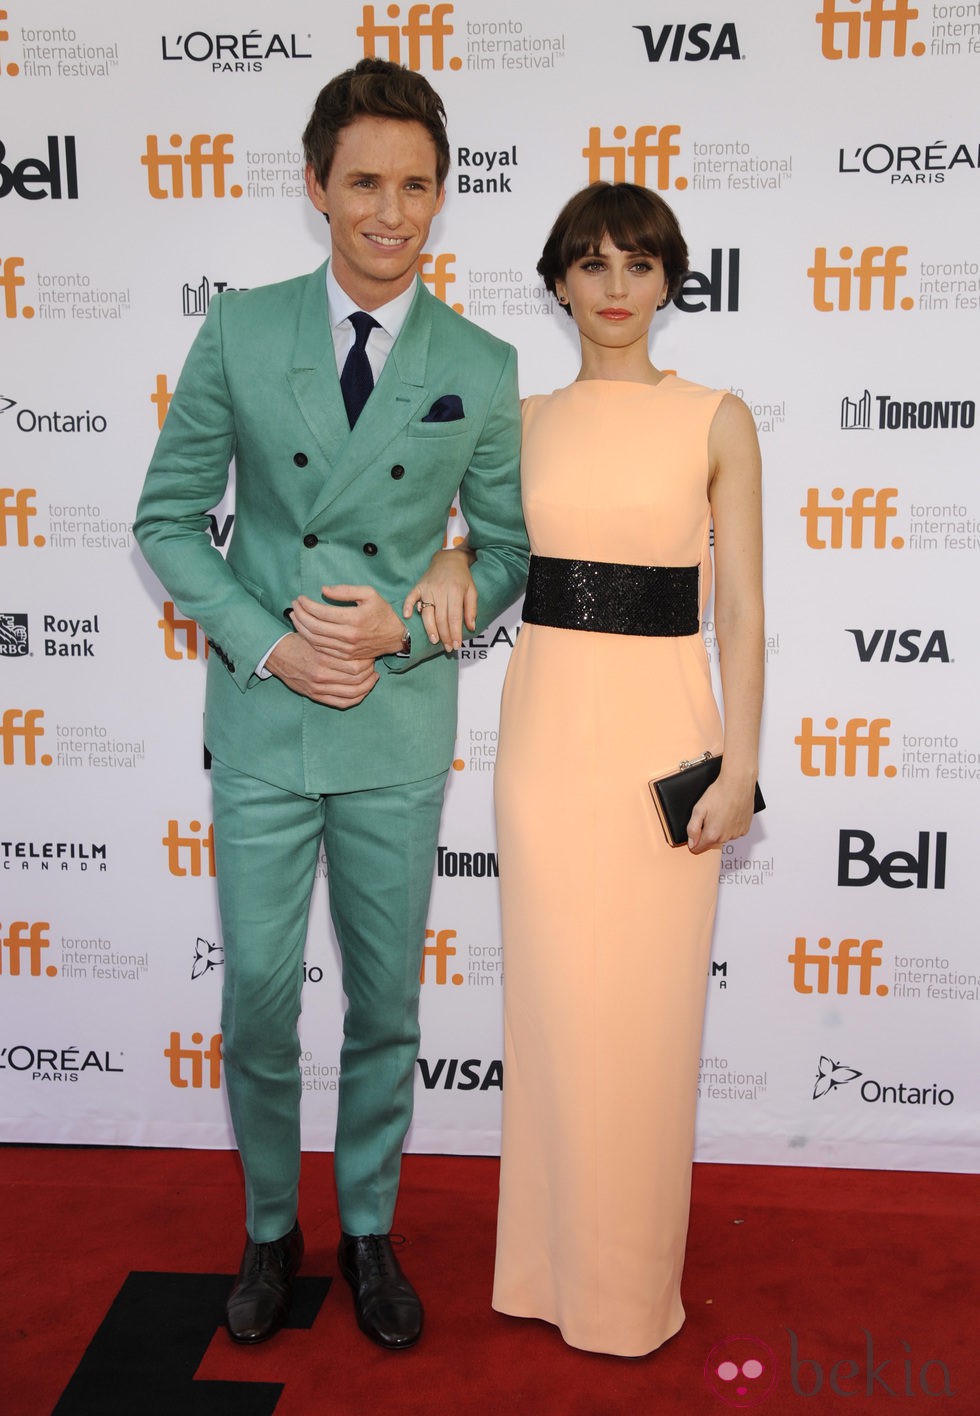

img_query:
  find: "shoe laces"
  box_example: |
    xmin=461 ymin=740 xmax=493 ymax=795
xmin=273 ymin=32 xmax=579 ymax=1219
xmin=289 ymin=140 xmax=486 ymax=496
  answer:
xmin=363 ymin=1232 xmax=405 ymax=1280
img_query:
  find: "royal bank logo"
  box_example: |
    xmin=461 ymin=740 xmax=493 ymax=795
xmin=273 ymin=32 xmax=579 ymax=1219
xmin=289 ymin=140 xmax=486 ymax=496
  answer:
xmin=809 ymin=246 xmax=913 ymax=311
xmin=815 ymin=0 xmax=925 ymax=59
xmin=633 ymin=21 xmax=742 ymax=62
xmin=160 ymin=30 xmax=311 ymax=72
xmin=141 ymin=134 xmax=242 ymax=199
xmin=583 ymin=123 xmax=687 ymax=190
xmin=0 ymin=612 xmax=28 ymax=656
xmin=0 ymin=136 xmax=77 ymax=199
xmin=842 ymin=388 xmax=975 ymax=430
xmin=838 ymin=139 xmax=979 ymax=184
xmin=456 ymin=144 xmax=517 ymax=195
xmin=357 ymin=3 xmax=461 ymax=71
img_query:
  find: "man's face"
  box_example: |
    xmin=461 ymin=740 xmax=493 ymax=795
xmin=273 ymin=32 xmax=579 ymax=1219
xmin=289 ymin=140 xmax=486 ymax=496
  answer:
xmin=306 ymin=115 xmax=445 ymax=311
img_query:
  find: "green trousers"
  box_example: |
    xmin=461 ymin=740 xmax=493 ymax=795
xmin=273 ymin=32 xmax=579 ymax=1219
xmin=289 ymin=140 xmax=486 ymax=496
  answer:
xmin=210 ymin=756 xmax=448 ymax=1241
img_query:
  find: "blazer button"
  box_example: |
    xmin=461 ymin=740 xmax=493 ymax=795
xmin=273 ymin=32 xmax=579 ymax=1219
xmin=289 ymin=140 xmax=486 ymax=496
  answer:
xmin=303 ymin=533 xmax=319 ymax=548
xmin=363 ymin=542 xmax=378 ymax=556
xmin=390 ymin=464 xmax=405 ymax=480
xmin=293 ymin=452 xmax=309 ymax=468
xmin=282 ymin=607 xmax=293 ymax=621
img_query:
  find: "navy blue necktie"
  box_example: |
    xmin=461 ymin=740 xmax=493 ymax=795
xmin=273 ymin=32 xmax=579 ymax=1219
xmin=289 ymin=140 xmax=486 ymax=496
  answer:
xmin=340 ymin=311 xmax=379 ymax=427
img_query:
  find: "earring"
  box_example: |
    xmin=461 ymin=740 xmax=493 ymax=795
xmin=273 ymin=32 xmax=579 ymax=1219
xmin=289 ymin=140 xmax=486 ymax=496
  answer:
xmin=558 ymin=295 xmax=567 ymax=304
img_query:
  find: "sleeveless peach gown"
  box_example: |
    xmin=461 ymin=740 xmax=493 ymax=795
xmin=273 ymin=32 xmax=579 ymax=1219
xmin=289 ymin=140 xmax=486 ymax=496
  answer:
xmin=492 ymin=377 xmax=726 ymax=1357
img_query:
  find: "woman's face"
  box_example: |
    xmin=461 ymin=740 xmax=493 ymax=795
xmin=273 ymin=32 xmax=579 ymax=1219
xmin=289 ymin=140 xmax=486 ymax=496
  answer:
xmin=555 ymin=235 xmax=669 ymax=352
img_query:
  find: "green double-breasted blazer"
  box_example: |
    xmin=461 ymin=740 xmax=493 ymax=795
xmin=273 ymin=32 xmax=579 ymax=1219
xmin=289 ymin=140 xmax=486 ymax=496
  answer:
xmin=135 ymin=262 xmax=528 ymax=796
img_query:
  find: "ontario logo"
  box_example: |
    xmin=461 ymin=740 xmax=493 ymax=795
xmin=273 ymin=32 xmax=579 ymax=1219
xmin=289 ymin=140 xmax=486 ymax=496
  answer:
xmin=813 ymin=1055 xmax=954 ymax=1107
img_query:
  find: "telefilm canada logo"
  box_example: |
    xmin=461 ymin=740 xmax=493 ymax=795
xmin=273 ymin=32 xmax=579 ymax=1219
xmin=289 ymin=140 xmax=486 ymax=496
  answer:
xmin=841 ymin=388 xmax=975 ymax=430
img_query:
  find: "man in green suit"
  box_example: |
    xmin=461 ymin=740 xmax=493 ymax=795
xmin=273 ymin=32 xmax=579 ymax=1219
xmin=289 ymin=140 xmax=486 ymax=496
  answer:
xmin=135 ymin=58 xmax=527 ymax=1351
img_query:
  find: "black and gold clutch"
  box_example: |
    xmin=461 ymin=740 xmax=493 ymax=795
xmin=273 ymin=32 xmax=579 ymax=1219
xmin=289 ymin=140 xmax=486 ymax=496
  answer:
xmin=648 ymin=751 xmax=765 ymax=847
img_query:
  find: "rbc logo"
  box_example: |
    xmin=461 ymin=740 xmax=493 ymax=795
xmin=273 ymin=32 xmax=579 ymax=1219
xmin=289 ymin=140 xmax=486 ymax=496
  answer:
xmin=357 ymin=4 xmax=461 ymax=71
xmin=583 ymin=125 xmax=686 ymax=190
xmin=158 ymin=602 xmax=208 ymax=661
xmin=795 ymin=718 xmax=896 ymax=777
xmin=815 ymin=0 xmax=925 ymax=59
xmin=808 ymin=246 xmax=913 ymax=311
xmin=141 ymin=134 xmax=241 ymax=199
xmin=800 ymin=488 xmax=903 ymax=549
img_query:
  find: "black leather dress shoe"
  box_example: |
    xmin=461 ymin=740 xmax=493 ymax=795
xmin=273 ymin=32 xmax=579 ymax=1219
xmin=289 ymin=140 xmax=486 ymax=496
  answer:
xmin=337 ymin=1232 xmax=423 ymax=1349
xmin=226 ymin=1220 xmax=303 ymax=1343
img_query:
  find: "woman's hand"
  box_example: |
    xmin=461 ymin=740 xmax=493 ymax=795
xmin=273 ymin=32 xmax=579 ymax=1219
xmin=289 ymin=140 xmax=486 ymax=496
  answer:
xmin=403 ymin=547 xmax=478 ymax=652
xmin=685 ymin=775 xmax=757 ymax=854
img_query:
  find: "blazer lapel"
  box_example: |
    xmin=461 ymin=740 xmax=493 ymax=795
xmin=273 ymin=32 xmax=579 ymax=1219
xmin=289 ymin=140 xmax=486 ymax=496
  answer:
xmin=286 ymin=263 xmax=350 ymax=474
xmin=306 ymin=278 xmax=434 ymax=523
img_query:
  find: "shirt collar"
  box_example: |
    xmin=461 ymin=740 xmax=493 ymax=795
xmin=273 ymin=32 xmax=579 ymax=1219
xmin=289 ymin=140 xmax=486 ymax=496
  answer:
xmin=326 ymin=261 xmax=417 ymax=342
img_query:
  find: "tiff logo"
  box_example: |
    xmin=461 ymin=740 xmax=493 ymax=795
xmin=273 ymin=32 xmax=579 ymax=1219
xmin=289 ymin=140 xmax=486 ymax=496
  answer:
xmin=357 ymin=4 xmax=461 ymax=71
xmin=0 ymin=707 xmax=51 ymax=765
xmin=800 ymin=488 xmax=903 ymax=549
xmin=788 ymin=936 xmax=888 ymax=996
xmin=795 ymin=717 xmax=896 ymax=778
xmin=418 ymin=252 xmax=458 ymax=307
xmin=815 ymin=0 xmax=925 ymax=59
xmin=163 ymin=819 xmax=216 ymax=877
xmin=420 ymin=928 xmax=463 ymax=985
xmin=1 ymin=921 xmax=55 ymax=976
xmin=0 ymin=7 xmax=18 ymax=77
xmin=165 ymin=1030 xmax=222 ymax=1088
xmin=583 ymin=124 xmax=686 ymax=190
xmin=0 ymin=487 xmax=44 ymax=546
xmin=809 ymin=246 xmax=913 ymax=311
xmin=0 ymin=255 xmax=34 ymax=318
xmin=141 ymin=134 xmax=242 ymax=200
xmin=159 ymin=602 xmax=208 ymax=661
xmin=150 ymin=374 xmax=173 ymax=430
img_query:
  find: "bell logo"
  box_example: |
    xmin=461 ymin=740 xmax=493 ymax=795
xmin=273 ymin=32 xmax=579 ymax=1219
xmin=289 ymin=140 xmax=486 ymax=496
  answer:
xmin=815 ymin=0 xmax=925 ymax=59
xmin=1 ymin=921 xmax=56 ymax=976
xmin=788 ymin=936 xmax=889 ymax=995
xmin=162 ymin=819 xmax=216 ymax=877
xmin=800 ymin=488 xmax=903 ymax=549
xmin=0 ymin=255 xmax=34 ymax=317
xmin=838 ymin=829 xmax=947 ymax=889
xmin=357 ymin=4 xmax=462 ymax=71
xmin=0 ymin=708 xmax=51 ymax=765
xmin=150 ymin=373 xmax=173 ymax=430
xmin=418 ymin=252 xmax=461 ymax=311
xmin=0 ymin=8 xmax=18 ymax=77
xmin=159 ymin=601 xmax=209 ymax=661
xmin=165 ymin=1030 xmax=222 ymax=1088
xmin=0 ymin=487 xmax=44 ymax=546
xmin=583 ymin=125 xmax=686 ymax=191
xmin=140 ymin=134 xmax=242 ymax=200
xmin=795 ymin=717 xmax=897 ymax=777
xmin=420 ymin=927 xmax=463 ymax=985
xmin=808 ymin=246 xmax=913 ymax=311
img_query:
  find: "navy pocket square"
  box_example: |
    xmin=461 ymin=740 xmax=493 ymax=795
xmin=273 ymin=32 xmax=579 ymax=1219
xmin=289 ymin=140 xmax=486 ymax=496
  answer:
xmin=421 ymin=394 xmax=465 ymax=423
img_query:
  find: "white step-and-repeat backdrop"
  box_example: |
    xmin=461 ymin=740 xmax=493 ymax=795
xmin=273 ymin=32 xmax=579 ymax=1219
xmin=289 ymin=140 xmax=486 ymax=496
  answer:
xmin=2 ymin=0 xmax=977 ymax=1171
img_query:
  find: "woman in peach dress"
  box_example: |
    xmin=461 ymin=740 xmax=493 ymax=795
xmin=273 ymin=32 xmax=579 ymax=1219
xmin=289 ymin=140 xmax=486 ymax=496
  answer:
xmin=413 ymin=182 xmax=763 ymax=1358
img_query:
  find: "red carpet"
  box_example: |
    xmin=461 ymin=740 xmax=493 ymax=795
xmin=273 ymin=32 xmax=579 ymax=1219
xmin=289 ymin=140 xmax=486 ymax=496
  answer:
xmin=1 ymin=1147 xmax=976 ymax=1414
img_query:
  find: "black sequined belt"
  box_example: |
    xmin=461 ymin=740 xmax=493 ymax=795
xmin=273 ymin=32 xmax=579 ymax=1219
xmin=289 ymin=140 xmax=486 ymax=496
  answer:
xmin=522 ymin=555 xmax=700 ymax=637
